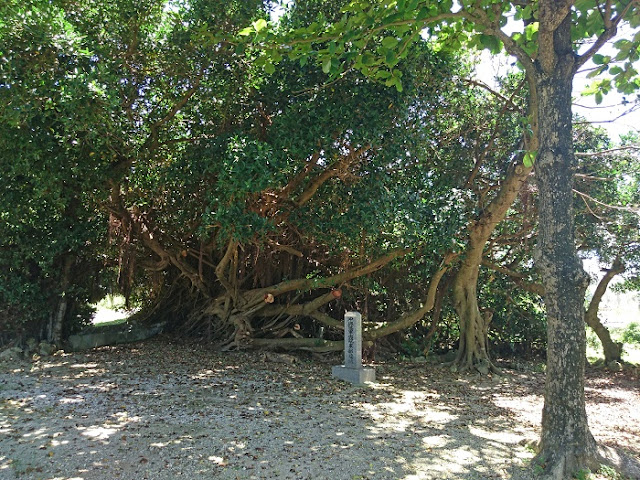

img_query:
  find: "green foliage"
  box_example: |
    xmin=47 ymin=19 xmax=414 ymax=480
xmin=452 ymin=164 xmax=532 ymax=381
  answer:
xmin=0 ymin=1 xmax=115 ymax=342
xmin=586 ymin=326 xmax=602 ymax=350
xmin=621 ymin=322 xmax=640 ymax=344
xmin=3 ymin=0 xmax=637 ymax=358
xmin=399 ymin=337 xmax=425 ymax=358
xmin=1 ymin=0 xmax=483 ymax=344
xmin=596 ymin=463 xmax=624 ymax=480
xmin=573 ymin=469 xmax=593 ymax=480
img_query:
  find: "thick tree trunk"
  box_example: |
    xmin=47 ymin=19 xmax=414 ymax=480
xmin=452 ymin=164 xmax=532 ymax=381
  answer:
xmin=532 ymin=9 xmax=600 ymax=477
xmin=451 ymin=248 xmax=498 ymax=374
xmin=451 ymin=161 xmax=532 ymax=374
xmin=585 ymin=258 xmax=625 ymax=364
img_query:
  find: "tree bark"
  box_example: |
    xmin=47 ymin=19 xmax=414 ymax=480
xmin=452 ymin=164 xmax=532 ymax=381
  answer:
xmin=452 ymin=248 xmax=496 ymax=374
xmin=532 ymin=7 xmax=600 ymax=477
xmin=585 ymin=258 xmax=625 ymax=364
xmin=49 ymin=255 xmax=74 ymax=346
xmin=451 ymin=160 xmax=532 ymax=374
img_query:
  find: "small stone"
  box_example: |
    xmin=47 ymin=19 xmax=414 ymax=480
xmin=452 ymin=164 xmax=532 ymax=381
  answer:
xmin=476 ymin=359 xmax=490 ymax=375
xmin=38 ymin=342 xmax=55 ymax=356
xmin=607 ymin=361 xmax=622 ymax=372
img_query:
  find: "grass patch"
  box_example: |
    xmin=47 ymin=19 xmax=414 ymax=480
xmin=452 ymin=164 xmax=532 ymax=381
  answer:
xmin=93 ymin=316 xmax=129 ymax=329
xmin=94 ymin=294 xmax=128 ymax=311
xmin=91 ymin=294 xmax=134 ymax=327
xmin=586 ymin=323 xmax=640 ymax=366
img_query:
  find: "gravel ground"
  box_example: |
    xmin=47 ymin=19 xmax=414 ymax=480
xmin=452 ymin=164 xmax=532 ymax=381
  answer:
xmin=1 ymin=339 xmax=638 ymax=480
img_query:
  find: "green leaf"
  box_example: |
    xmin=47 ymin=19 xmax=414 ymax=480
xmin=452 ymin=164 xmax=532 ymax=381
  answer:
xmin=385 ymin=49 xmax=399 ymax=67
xmin=252 ymin=18 xmax=268 ymax=32
xmin=524 ymin=22 xmax=538 ymax=41
xmin=523 ymin=151 xmax=536 ymax=168
xmin=238 ymin=26 xmax=253 ymax=36
xmin=264 ymin=62 xmax=275 ymax=74
xmin=594 ymin=91 xmax=603 ymax=104
xmin=361 ymin=53 xmax=375 ymax=66
xmin=592 ymin=54 xmax=606 ymax=65
xmin=478 ymin=34 xmax=500 ymax=54
xmin=586 ymin=65 xmax=607 ymax=78
xmin=381 ymin=36 xmax=398 ymax=49
xmin=322 ymin=58 xmax=332 ymax=74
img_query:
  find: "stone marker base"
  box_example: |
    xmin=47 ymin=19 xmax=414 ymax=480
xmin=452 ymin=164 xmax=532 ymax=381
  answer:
xmin=332 ymin=365 xmax=376 ymax=385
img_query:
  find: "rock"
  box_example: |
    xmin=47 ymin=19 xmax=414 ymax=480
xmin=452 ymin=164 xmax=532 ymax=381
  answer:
xmin=476 ymin=361 xmax=490 ymax=375
xmin=607 ymin=361 xmax=623 ymax=372
xmin=26 ymin=338 xmax=38 ymax=354
xmin=0 ymin=346 xmax=23 ymax=360
xmin=262 ymin=352 xmax=297 ymax=364
xmin=38 ymin=342 xmax=56 ymax=356
xmin=439 ymin=350 xmax=457 ymax=363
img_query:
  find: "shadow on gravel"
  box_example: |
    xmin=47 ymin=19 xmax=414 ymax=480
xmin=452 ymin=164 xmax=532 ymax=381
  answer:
xmin=1 ymin=339 xmax=637 ymax=480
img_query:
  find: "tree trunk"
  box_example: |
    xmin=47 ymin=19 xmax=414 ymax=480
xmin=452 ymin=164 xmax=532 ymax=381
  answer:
xmin=451 ymin=248 xmax=498 ymax=374
xmin=532 ymin=9 xmax=600 ymax=477
xmin=451 ymin=161 xmax=532 ymax=373
xmin=585 ymin=258 xmax=624 ymax=364
xmin=49 ymin=255 xmax=73 ymax=346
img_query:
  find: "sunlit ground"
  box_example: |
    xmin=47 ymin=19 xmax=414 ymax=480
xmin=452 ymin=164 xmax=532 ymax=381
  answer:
xmin=90 ymin=295 xmax=135 ymax=326
xmin=2 ymin=340 xmax=638 ymax=480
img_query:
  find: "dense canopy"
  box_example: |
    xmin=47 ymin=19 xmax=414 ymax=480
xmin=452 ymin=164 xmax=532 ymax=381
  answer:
xmin=1 ymin=1 xmax=639 ymax=475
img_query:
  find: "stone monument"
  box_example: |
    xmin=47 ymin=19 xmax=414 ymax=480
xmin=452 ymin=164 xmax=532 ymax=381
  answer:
xmin=332 ymin=311 xmax=375 ymax=384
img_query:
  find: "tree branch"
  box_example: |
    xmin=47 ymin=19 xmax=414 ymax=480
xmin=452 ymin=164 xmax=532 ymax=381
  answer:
xmin=242 ymin=248 xmax=409 ymax=306
xmin=481 ymin=259 xmax=545 ymax=296
xmin=215 ymin=239 xmax=238 ymax=295
xmin=574 ymin=0 xmax=638 ymax=71
xmin=257 ymin=291 xmax=340 ymax=320
xmin=585 ymin=256 xmax=625 ymax=320
xmin=573 ymin=189 xmax=640 ymax=215
xmin=366 ymin=252 xmax=458 ymax=340
xmin=575 ymin=145 xmax=640 ymax=157
xmin=295 ymin=144 xmax=371 ymax=207
xmin=249 ymin=337 xmax=343 ymax=352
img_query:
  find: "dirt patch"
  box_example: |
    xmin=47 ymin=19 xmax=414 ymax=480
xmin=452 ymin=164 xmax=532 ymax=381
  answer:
xmin=1 ymin=339 xmax=638 ymax=480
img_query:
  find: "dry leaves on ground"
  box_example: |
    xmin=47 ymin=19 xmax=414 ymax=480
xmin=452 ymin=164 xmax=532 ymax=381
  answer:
xmin=0 ymin=339 xmax=638 ymax=480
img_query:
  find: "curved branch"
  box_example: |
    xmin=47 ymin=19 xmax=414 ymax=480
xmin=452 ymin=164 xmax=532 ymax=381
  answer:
xmin=575 ymin=145 xmax=640 ymax=157
xmin=575 ymin=0 xmax=638 ymax=71
xmin=215 ymin=239 xmax=238 ymax=294
xmin=279 ymin=152 xmax=320 ymax=200
xmin=295 ymin=144 xmax=371 ymax=207
xmin=309 ymin=311 xmax=345 ymax=330
xmin=481 ymin=259 xmax=545 ymax=296
xmin=366 ymin=252 xmax=458 ymax=340
xmin=585 ymin=257 xmax=625 ymax=321
xmin=465 ymin=8 xmax=536 ymax=77
xmin=573 ymin=189 xmax=640 ymax=215
xmin=243 ymin=248 xmax=409 ymax=306
xmin=257 ymin=291 xmax=339 ymax=320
